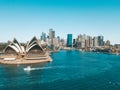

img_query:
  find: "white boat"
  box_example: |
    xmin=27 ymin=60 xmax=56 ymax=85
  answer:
xmin=24 ymin=66 xmax=32 ymax=71
xmin=116 ymin=53 xmax=119 ymax=55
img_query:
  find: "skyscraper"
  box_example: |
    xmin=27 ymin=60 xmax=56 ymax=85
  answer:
xmin=60 ymin=39 xmax=66 ymax=47
xmin=98 ymin=35 xmax=104 ymax=46
xmin=81 ymin=34 xmax=86 ymax=48
xmin=93 ymin=37 xmax=98 ymax=47
xmin=67 ymin=34 xmax=72 ymax=47
xmin=76 ymin=34 xmax=82 ymax=48
xmin=49 ymin=29 xmax=55 ymax=40
xmin=49 ymin=29 xmax=55 ymax=44
xmin=89 ymin=36 xmax=93 ymax=48
xmin=48 ymin=29 xmax=55 ymax=50
xmin=41 ymin=32 xmax=46 ymax=41
xmin=85 ymin=36 xmax=90 ymax=48
xmin=57 ymin=36 xmax=60 ymax=44
xmin=53 ymin=38 xmax=59 ymax=47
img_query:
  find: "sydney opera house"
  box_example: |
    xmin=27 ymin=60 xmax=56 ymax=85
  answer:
xmin=0 ymin=37 xmax=52 ymax=64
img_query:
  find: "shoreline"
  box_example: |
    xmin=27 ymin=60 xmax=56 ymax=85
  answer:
xmin=60 ymin=49 xmax=120 ymax=55
xmin=0 ymin=49 xmax=119 ymax=65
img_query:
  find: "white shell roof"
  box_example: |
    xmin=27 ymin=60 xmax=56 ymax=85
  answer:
xmin=4 ymin=36 xmax=44 ymax=54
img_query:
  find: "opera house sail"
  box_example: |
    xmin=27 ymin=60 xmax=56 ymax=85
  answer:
xmin=4 ymin=38 xmax=25 ymax=58
xmin=25 ymin=37 xmax=48 ymax=60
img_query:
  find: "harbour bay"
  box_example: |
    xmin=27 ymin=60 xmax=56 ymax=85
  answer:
xmin=0 ymin=50 xmax=120 ymax=90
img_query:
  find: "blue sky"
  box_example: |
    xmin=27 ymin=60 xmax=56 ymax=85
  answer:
xmin=0 ymin=0 xmax=120 ymax=44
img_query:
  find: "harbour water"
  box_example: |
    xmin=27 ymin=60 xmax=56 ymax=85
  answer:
xmin=0 ymin=50 xmax=120 ymax=90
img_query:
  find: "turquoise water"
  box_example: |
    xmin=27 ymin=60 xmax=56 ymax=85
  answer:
xmin=0 ymin=50 xmax=120 ymax=90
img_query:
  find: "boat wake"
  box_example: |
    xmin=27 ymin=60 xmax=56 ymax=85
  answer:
xmin=24 ymin=65 xmax=81 ymax=72
xmin=24 ymin=66 xmax=53 ymax=71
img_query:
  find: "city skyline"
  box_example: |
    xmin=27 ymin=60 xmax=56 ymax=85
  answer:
xmin=0 ymin=0 xmax=120 ymax=44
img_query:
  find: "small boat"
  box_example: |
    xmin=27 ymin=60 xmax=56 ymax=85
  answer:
xmin=24 ymin=66 xmax=31 ymax=71
xmin=116 ymin=53 xmax=119 ymax=55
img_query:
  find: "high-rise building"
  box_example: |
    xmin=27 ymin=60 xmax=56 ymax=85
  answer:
xmin=41 ymin=32 xmax=46 ymax=41
xmin=85 ymin=36 xmax=90 ymax=48
xmin=77 ymin=35 xmax=82 ymax=42
xmin=73 ymin=39 xmax=76 ymax=45
xmin=93 ymin=37 xmax=98 ymax=47
xmin=67 ymin=34 xmax=72 ymax=47
xmin=81 ymin=34 xmax=86 ymax=48
xmin=49 ymin=29 xmax=55 ymax=40
xmin=105 ymin=40 xmax=110 ymax=46
xmin=49 ymin=29 xmax=55 ymax=45
xmin=98 ymin=35 xmax=104 ymax=46
xmin=53 ymin=38 xmax=59 ymax=47
xmin=57 ymin=36 xmax=60 ymax=44
xmin=89 ymin=36 xmax=93 ymax=48
xmin=46 ymin=38 xmax=51 ymax=46
xmin=76 ymin=34 xmax=82 ymax=48
xmin=60 ymin=39 xmax=66 ymax=47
